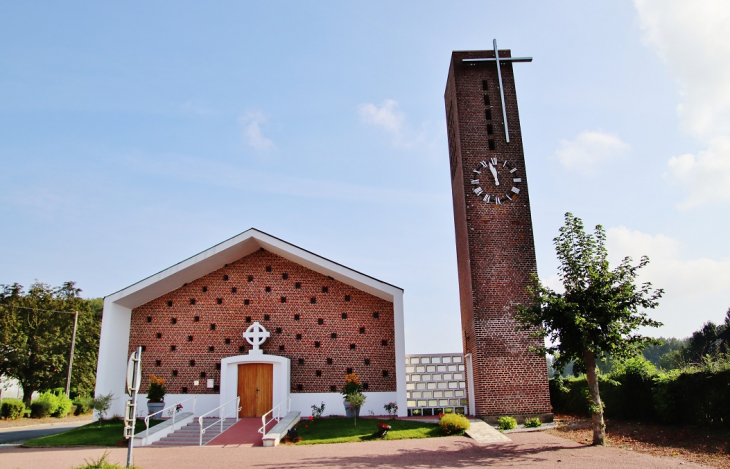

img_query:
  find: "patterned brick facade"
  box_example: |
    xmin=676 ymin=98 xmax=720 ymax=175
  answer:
xmin=128 ymin=248 xmax=396 ymax=396
xmin=445 ymin=49 xmax=551 ymax=419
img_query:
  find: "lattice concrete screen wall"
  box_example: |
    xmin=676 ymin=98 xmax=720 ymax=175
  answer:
xmin=405 ymin=353 xmax=467 ymax=416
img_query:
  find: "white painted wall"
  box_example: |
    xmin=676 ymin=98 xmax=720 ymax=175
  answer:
xmin=94 ymin=299 xmax=133 ymax=418
xmin=290 ymin=391 xmax=400 ymax=418
xmin=392 ymin=291 xmax=407 ymax=417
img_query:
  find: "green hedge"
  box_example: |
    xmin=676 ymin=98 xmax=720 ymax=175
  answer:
xmin=550 ymin=359 xmax=730 ymax=429
xmin=1 ymin=398 xmax=26 ymax=420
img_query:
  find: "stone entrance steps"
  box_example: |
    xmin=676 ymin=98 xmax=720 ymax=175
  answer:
xmin=148 ymin=418 xmax=237 ymax=447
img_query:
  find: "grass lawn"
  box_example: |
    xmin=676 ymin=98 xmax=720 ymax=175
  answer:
xmin=293 ymin=417 xmax=449 ymax=445
xmin=23 ymin=419 xmax=162 ymax=447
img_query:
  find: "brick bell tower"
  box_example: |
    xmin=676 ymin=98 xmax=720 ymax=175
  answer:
xmin=444 ymin=41 xmax=551 ymax=421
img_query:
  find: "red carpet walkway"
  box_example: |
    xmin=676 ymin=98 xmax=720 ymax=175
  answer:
xmin=207 ymin=418 xmax=278 ymax=447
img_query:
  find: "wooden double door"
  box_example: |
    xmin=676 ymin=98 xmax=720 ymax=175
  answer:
xmin=237 ymin=363 xmax=273 ymax=418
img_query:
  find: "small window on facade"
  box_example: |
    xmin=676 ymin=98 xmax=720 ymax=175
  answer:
xmin=345 ymin=295 xmax=350 ymax=302
xmin=231 ymin=287 xmax=237 ymax=293
xmin=266 ymin=266 xmax=272 ymax=272
xmin=322 ymin=286 xmax=328 ymax=293
xmin=282 ymin=273 xmax=288 ymax=280
xmin=295 ymin=282 xmax=301 ymax=289
xmin=217 ymin=298 xmax=223 ymax=305
xmin=189 ymin=360 xmax=195 ymax=366
xmin=147 ymin=316 xmax=152 ymax=323
xmin=264 ymin=314 xmax=270 ymax=321
xmin=364 ymin=358 xmax=371 ymax=365
xmin=171 ymin=318 xmax=177 ymax=324
xmin=225 ymin=338 xmax=231 ymax=344
xmin=310 ymin=297 xmax=316 ymax=304
xmin=167 ymin=301 xmax=173 ymax=307
xmin=276 ymin=327 xmax=282 ymax=334
xmin=382 ymin=340 xmax=388 ymax=346
xmin=327 ymin=358 xmax=333 ymax=365
xmin=315 ymin=341 xmax=320 ymax=348
xmin=279 ymin=345 xmax=285 ymax=351
xmin=223 ymin=274 xmax=229 ymax=281
xmin=209 ymin=346 xmax=215 ymax=352
xmin=346 ymin=367 xmax=353 ymax=374
xmin=170 ymin=345 xmax=176 ymax=352
xmin=156 ymin=333 xmax=162 ymax=339
xmin=331 ymin=333 xmax=337 ymax=339
xmin=342 ymin=313 xmax=347 ymax=319
xmin=350 ymin=343 xmax=356 ymax=350
xmin=296 ymin=334 xmax=302 ymax=340
xmin=316 ymin=370 xmax=322 ymax=377
xmin=318 ymin=318 xmax=324 ymax=325
xmin=246 ymin=316 xmax=251 ymax=323
xmin=373 ymin=312 xmax=379 ymax=319
xmin=194 ymin=316 xmax=200 ymax=322
xmin=359 ymin=327 xmax=365 ymax=334
xmin=172 ymin=370 xmax=178 ymax=377
xmin=297 ymin=384 xmax=303 ymax=391
xmin=248 ymin=275 xmax=254 ymax=282
xmin=382 ymin=370 xmax=389 ymax=377
xmin=210 ymin=324 xmax=216 ymax=330
xmin=265 ymin=286 xmax=271 ymax=293
xmin=202 ymin=286 xmax=208 ymax=292
xmin=298 ymin=358 xmax=304 ymax=365
xmin=155 ymin=360 xmax=161 ymax=366
xmin=244 ymin=299 xmax=250 ymax=306
xmin=188 ymin=336 xmax=193 ymax=342
xmin=182 ymin=387 xmax=188 ymax=394
xmin=294 ymin=314 xmax=300 ymax=321
xmin=190 ymin=299 xmax=196 ymax=305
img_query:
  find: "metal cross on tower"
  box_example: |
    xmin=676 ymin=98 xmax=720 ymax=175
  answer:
xmin=462 ymin=39 xmax=532 ymax=143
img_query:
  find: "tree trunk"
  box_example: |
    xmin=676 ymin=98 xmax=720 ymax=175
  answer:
xmin=583 ymin=350 xmax=605 ymax=445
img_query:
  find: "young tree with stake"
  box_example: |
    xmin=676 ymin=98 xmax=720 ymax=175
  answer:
xmin=515 ymin=213 xmax=663 ymax=445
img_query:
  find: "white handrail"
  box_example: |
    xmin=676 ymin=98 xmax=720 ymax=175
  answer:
xmin=259 ymin=397 xmax=291 ymax=435
xmin=198 ymin=396 xmax=241 ymax=446
xmin=144 ymin=397 xmax=197 ymax=439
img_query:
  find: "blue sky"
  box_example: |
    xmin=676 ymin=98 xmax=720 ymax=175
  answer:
xmin=1 ymin=1 xmax=728 ymax=353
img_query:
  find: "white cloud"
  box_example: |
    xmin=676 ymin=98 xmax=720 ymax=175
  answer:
xmin=606 ymin=226 xmax=730 ymax=336
xmin=238 ymin=111 xmax=275 ymax=151
xmin=634 ymin=0 xmax=730 ymax=207
xmin=554 ymin=131 xmax=630 ymax=175
xmin=357 ymin=99 xmax=430 ymax=149
xmin=666 ymin=136 xmax=730 ymax=209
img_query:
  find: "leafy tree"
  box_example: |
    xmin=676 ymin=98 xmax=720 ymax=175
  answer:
xmin=515 ymin=213 xmax=663 ymax=445
xmin=0 ymin=282 xmax=101 ymax=404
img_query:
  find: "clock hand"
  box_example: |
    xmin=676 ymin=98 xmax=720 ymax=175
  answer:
xmin=489 ymin=163 xmax=499 ymax=186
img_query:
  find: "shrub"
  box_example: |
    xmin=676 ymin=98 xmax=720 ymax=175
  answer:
xmin=74 ymin=396 xmax=94 ymax=415
xmin=602 ymin=357 xmax=656 ymax=420
xmin=439 ymin=413 xmax=470 ymax=435
xmin=497 ymin=416 xmax=517 ymax=430
xmin=33 ymin=391 xmax=61 ymax=416
xmin=30 ymin=400 xmax=53 ymax=418
xmin=91 ymin=392 xmax=114 ymax=423
xmin=1 ymin=398 xmax=26 ymax=420
xmin=53 ymin=392 xmax=73 ymax=417
xmin=524 ymin=417 xmax=542 ymax=428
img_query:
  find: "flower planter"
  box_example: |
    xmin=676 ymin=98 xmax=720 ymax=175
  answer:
xmin=147 ymin=401 xmax=165 ymax=417
xmin=343 ymin=401 xmax=360 ymax=418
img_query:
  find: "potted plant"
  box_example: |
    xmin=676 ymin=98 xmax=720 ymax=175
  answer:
xmin=345 ymin=392 xmax=366 ymax=425
xmin=147 ymin=375 xmax=166 ymax=416
xmin=341 ymin=373 xmax=366 ymax=418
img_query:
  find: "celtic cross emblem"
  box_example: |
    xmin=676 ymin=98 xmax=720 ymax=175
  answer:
xmin=242 ymin=321 xmax=270 ymax=354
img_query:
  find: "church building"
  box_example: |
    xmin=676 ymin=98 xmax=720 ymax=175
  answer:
xmin=95 ymin=229 xmax=407 ymax=419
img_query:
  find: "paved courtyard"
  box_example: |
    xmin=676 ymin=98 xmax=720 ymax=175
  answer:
xmin=0 ymin=431 xmax=707 ymax=469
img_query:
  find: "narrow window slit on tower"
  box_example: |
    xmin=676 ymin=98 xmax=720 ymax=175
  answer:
xmin=484 ymin=94 xmax=490 ymax=105
xmin=485 ymin=109 xmax=492 ymax=120
xmin=482 ymin=79 xmax=489 ymax=90
xmin=488 ymin=139 xmax=495 ymax=150
xmin=487 ymin=124 xmax=493 ymax=135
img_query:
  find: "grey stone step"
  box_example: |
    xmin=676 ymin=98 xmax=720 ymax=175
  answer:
xmin=148 ymin=418 xmax=238 ymax=447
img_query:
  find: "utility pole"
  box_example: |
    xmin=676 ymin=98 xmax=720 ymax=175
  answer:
xmin=65 ymin=311 xmax=79 ymax=396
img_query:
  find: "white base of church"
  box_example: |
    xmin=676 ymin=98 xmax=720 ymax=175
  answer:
xmin=132 ymin=392 xmax=404 ymax=418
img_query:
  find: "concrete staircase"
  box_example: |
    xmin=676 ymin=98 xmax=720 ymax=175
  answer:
xmin=148 ymin=418 xmax=238 ymax=447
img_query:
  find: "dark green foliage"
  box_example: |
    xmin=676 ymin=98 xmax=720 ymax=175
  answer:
xmin=600 ymin=358 xmax=656 ymax=420
xmin=73 ymin=396 xmax=94 ymax=415
xmin=1 ymin=398 xmax=25 ymax=419
xmin=549 ymin=375 xmax=592 ymax=415
xmin=30 ymin=400 xmax=52 ymax=418
xmin=550 ymin=357 xmax=730 ymax=429
xmin=653 ymin=366 xmax=730 ymax=428
xmin=0 ymin=282 xmax=102 ymax=403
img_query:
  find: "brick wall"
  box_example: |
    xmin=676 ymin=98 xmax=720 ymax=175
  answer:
xmin=128 ymin=249 xmax=396 ymax=395
xmin=445 ymin=50 xmax=552 ymax=417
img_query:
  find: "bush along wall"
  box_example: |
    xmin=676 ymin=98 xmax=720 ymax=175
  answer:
xmin=549 ymin=358 xmax=730 ymax=429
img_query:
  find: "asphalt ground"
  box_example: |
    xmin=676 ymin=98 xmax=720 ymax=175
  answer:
xmin=0 ymin=431 xmax=708 ymax=469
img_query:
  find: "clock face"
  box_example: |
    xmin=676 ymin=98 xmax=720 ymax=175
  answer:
xmin=469 ymin=157 xmax=522 ymax=205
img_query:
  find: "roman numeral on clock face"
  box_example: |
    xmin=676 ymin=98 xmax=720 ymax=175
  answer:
xmin=483 ymin=194 xmax=491 ymax=203
xmin=479 ymin=161 xmax=488 ymax=168
xmin=490 ymin=157 xmax=498 ymax=166
xmin=513 ymin=178 xmax=522 ymax=183
xmin=511 ymin=187 xmax=520 ymax=194
xmin=473 ymin=187 xmax=484 ymax=196
xmin=471 ymin=179 xmax=480 ymax=185
xmin=495 ymin=196 xmax=501 ymax=205
xmin=510 ymin=167 xmax=518 ymax=173
xmin=473 ymin=169 xmax=481 ymax=174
